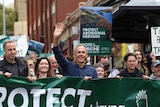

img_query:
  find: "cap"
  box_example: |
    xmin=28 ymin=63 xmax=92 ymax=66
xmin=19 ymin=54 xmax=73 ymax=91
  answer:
xmin=151 ymin=60 xmax=160 ymax=67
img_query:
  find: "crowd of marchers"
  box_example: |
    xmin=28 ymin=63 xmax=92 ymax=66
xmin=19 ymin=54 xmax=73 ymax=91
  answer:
xmin=0 ymin=23 xmax=160 ymax=81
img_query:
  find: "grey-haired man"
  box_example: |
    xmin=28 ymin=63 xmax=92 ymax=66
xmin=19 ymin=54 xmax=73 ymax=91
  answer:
xmin=150 ymin=60 xmax=160 ymax=80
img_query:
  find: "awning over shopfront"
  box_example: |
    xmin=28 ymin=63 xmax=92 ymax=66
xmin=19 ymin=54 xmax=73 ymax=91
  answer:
xmin=101 ymin=0 xmax=160 ymax=43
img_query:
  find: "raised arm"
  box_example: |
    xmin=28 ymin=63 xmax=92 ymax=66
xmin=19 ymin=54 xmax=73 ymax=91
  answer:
xmin=150 ymin=52 xmax=156 ymax=62
xmin=53 ymin=23 xmax=64 ymax=47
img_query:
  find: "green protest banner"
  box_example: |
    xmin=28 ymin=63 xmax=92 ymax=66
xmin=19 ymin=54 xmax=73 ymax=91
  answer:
xmin=0 ymin=75 xmax=160 ymax=107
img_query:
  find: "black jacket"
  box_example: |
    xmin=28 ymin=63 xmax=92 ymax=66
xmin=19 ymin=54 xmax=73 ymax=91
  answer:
xmin=119 ymin=68 xmax=144 ymax=78
xmin=0 ymin=57 xmax=28 ymax=77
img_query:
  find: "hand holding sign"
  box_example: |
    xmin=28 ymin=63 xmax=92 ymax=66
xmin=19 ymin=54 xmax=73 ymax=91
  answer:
xmin=150 ymin=52 xmax=156 ymax=62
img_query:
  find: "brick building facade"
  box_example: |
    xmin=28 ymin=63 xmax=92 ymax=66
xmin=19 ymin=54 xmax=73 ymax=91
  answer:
xmin=27 ymin=0 xmax=87 ymax=53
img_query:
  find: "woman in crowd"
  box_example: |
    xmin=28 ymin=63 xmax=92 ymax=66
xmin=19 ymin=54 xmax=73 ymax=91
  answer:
xmin=27 ymin=57 xmax=63 ymax=81
xmin=134 ymin=50 xmax=150 ymax=76
xmin=97 ymin=56 xmax=110 ymax=77
xmin=93 ymin=63 xmax=105 ymax=78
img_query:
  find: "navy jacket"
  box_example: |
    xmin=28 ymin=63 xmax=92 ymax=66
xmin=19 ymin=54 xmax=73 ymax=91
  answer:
xmin=52 ymin=46 xmax=97 ymax=78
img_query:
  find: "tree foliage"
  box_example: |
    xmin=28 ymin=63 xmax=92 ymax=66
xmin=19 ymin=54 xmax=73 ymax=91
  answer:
xmin=0 ymin=3 xmax=18 ymax=35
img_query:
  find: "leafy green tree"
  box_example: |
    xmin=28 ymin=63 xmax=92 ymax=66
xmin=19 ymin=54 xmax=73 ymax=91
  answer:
xmin=0 ymin=4 xmax=18 ymax=35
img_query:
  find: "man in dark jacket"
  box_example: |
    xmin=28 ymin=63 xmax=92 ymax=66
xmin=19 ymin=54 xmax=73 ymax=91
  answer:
xmin=0 ymin=40 xmax=28 ymax=77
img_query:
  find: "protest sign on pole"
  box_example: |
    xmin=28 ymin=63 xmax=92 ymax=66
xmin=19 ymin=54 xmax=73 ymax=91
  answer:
xmin=26 ymin=39 xmax=45 ymax=58
xmin=80 ymin=7 xmax=112 ymax=56
xmin=10 ymin=35 xmax=28 ymax=57
xmin=151 ymin=27 xmax=160 ymax=56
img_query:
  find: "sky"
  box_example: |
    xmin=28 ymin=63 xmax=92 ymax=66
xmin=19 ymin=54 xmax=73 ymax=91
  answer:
xmin=0 ymin=0 xmax=14 ymax=6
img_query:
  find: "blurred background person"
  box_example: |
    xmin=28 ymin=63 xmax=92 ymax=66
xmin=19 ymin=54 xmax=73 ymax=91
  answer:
xmin=134 ymin=50 xmax=150 ymax=76
xmin=48 ymin=55 xmax=59 ymax=74
xmin=98 ymin=55 xmax=110 ymax=66
xmin=97 ymin=55 xmax=120 ymax=78
xmin=150 ymin=60 xmax=160 ymax=80
xmin=97 ymin=56 xmax=110 ymax=77
xmin=93 ymin=63 xmax=105 ymax=78
xmin=48 ymin=55 xmax=64 ymax=75
xmin=29 ymin=52 xmax=37 ymax=64
xmin=27 ymin=59 xmax=35 ymax=76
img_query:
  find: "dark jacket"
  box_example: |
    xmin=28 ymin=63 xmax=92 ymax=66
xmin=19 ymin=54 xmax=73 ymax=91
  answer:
xmin=0 ymin=57 xmax=28 ymax=77
xmin=118 ymin=68 xmax=144 ymax=78
xmin=52 ymin=46 xmax=97 ymax=78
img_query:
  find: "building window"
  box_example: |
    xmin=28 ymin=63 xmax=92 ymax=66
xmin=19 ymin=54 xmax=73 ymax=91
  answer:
xmin=38 ymin=16 xmax=40 ymax=26
xmin=52 ymin=3 xmax=55 ymax=15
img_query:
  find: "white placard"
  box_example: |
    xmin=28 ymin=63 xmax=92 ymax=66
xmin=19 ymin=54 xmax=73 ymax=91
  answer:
xmin=151 ymin=27 xmax=160 ymax=56
xmin=10 ymin=35 xmax=28 ymax=57
xmin=128 ymin=44 xmax=134 ymax=53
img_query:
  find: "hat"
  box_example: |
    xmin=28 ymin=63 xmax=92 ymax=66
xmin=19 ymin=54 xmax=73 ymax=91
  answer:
xmin=151 ymin=60 xmax=160 ymax=67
